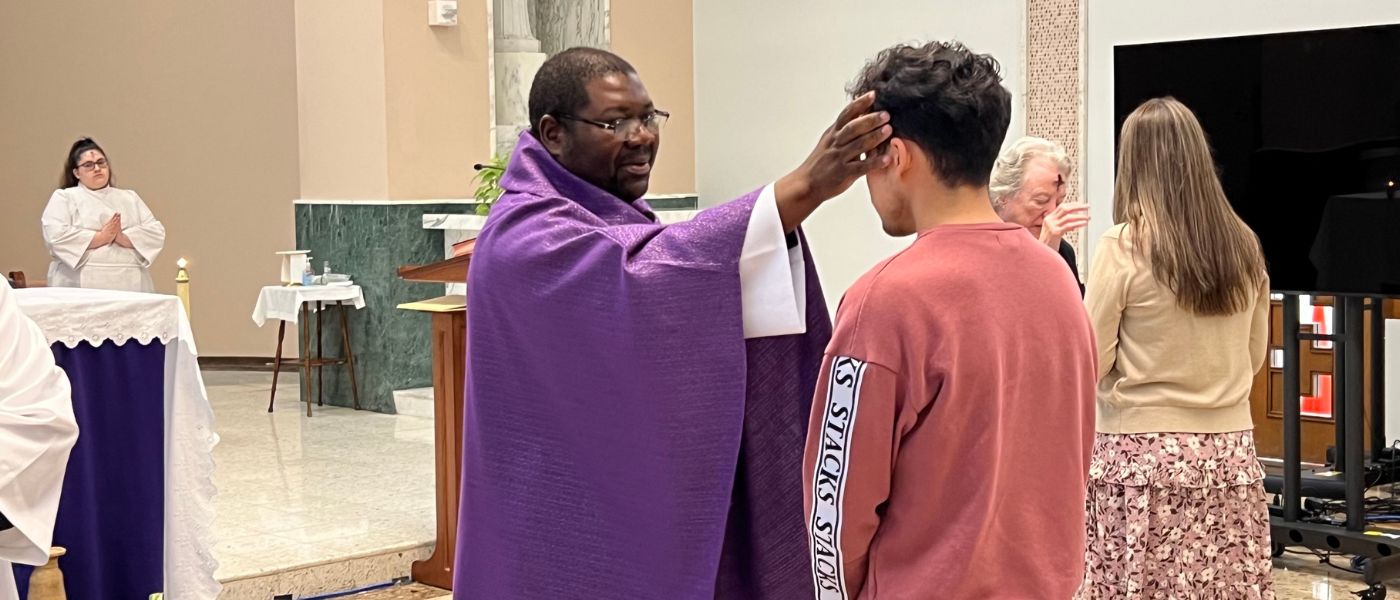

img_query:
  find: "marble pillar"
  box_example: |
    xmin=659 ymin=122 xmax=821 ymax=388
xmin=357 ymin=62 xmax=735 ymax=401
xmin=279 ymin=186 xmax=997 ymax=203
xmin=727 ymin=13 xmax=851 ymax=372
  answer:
xmin=494 ymin=0 xmax=546 ymax=157
xmin=533 ymin=0 xmax=610 ymax=56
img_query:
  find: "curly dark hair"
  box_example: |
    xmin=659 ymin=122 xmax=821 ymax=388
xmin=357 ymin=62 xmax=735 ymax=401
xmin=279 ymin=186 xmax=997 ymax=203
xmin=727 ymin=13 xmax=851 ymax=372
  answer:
xmin=848 ymin=41 xmax=1012 ymax=188
xmin=528 ymin=47 xmax=637 ymax=133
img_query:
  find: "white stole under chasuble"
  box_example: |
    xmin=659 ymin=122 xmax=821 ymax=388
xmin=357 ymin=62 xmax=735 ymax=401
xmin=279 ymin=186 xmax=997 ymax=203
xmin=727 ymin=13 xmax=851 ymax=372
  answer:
xmin=0 ymin=281 xmax=79 ymax=600
xmin=41 ymin=185 xmax=166 ymax=293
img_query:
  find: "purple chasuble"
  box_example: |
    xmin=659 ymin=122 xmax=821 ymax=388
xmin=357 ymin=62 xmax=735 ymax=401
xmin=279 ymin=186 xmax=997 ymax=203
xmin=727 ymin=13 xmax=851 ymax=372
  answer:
xmin=452 ymin=132 xmax=829 ymax=599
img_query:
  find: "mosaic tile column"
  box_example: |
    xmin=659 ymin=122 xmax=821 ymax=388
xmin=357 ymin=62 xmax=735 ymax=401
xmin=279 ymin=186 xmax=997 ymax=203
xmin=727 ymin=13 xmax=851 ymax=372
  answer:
xmin=1026 ymin=0 xmax=1086 ymax=257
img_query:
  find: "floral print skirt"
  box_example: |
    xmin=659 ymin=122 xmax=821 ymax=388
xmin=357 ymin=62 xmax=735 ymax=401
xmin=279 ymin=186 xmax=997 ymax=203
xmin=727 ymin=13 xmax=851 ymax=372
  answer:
xmin=1075 ymin=430 xmax=1275 ymax=600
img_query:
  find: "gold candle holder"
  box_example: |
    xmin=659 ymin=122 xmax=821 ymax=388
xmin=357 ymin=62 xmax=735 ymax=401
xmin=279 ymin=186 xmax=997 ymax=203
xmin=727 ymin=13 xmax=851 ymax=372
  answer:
xmin=175 ymin=258 xmax=191 ymax=317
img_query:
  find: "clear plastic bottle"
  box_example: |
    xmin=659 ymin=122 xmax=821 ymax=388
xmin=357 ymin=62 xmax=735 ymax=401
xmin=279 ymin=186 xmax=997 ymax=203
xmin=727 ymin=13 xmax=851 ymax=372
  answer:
xmin=302 ymin=257 xmax=315 ymax=286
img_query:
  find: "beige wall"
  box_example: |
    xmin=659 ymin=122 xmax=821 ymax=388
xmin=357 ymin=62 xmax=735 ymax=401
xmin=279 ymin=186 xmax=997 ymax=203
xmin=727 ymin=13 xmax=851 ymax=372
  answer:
xmin=296 ymin=0 xmax=390 ymax=200
xmin=693 ymin=0 xmax=1026 ymax=317
xmin=0 ymin=0 xmax=301 ymax=356
xmin=384 ymin=0 xmax=494 ymax=199
xmin=610 ymin=0 xmax=696 ymax=195
xmin=0 ymin=0 xmax=690 ymax=355
xmin=297 ymin=0 xmax=493 ymax=201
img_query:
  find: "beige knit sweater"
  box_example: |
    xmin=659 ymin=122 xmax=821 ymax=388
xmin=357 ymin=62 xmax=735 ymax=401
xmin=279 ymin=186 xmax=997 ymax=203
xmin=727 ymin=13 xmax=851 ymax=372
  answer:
xmin=1086 ymin=223 xmax=1270 ymax=434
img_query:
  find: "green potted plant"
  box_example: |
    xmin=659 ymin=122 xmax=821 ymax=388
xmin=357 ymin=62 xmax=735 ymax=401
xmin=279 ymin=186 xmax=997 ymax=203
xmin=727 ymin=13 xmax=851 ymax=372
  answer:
xmin=471 ymin=154 xmax=509 ymax=216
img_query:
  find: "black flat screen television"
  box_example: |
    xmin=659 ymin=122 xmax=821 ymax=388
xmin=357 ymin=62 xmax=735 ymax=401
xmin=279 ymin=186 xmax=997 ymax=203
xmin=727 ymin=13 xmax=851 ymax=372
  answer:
xmin=1114 ymin=24 xmax=1400 ymax=296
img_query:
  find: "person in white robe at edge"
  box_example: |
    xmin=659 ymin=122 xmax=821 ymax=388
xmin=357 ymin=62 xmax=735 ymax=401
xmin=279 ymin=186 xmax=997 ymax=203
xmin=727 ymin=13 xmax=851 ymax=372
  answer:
xmin=41 ymin=137 xmax=165 ymax=292
xmin=0 ymin=279 xmax=79 ymax=600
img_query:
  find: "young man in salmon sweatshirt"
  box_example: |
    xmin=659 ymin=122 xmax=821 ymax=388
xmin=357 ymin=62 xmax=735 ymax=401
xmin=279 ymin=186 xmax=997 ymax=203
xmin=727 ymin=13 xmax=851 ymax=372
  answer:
xmin=803 ymin=40 xmax=1097 ymax=600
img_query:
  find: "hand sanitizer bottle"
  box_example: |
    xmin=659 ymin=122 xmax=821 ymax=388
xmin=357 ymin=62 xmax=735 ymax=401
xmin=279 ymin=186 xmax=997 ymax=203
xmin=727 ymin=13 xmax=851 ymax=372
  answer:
xmin=302 ymin=257 xmax=315 ymax=286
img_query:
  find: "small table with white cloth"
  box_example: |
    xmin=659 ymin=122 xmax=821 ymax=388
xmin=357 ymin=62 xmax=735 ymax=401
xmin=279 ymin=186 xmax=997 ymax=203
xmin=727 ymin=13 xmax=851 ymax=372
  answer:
xmin=251 ymin=284 xmax=365 ymax=416
xmin=12 ymin=287 xmax=219 ymax=600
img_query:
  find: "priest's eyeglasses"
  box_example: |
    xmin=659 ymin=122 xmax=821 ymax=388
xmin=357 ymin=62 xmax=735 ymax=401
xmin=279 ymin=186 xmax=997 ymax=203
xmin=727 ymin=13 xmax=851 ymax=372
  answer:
xmin=78 ymin=159 xmax=109 ymax=172
xmin=557 ymin=110 xmax=670 ymax=138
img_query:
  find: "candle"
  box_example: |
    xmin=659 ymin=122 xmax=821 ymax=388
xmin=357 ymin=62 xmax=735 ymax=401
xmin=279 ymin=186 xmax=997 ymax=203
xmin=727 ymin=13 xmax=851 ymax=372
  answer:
xmin=175 ymin=258 xmax=191 ymax=318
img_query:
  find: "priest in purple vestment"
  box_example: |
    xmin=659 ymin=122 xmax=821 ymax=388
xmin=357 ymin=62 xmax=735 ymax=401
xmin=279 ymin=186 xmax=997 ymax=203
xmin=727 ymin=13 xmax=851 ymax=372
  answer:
xmin=453 ymin=47 xmax=892 ymax=599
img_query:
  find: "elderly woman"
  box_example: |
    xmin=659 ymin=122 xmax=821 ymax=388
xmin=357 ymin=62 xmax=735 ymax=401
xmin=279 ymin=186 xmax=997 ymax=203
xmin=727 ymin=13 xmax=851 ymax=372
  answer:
xmin=41 ymin=138 xmax=165 ymax=292
xmin=990 ymin=136 xmax=1089 ymax=294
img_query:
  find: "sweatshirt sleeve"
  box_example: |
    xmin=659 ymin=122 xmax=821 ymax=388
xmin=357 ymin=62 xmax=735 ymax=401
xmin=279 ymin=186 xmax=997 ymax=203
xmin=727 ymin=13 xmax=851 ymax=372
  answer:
xmin=804 ymin=354 xmax=902 ymax=600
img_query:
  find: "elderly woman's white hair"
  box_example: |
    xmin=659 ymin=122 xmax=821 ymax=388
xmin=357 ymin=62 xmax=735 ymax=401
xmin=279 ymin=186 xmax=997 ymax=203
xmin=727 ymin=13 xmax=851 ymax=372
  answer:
xmin=988 ymin=136 xmax=1071 ymax=208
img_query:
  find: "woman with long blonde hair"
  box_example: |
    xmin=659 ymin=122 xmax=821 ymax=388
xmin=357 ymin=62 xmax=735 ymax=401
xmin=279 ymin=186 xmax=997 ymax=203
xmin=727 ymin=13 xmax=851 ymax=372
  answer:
xmin=1078 ymin=97 xmax=1274 ymax=599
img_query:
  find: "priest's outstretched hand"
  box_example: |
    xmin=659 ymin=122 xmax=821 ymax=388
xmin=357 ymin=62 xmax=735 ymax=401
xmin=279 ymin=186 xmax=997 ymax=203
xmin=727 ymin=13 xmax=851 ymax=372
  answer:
xmin=774 ymin=91 xmax=893 ymax=232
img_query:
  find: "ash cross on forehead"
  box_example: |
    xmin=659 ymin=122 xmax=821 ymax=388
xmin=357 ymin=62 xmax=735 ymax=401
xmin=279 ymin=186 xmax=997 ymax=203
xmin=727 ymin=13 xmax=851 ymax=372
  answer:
xmin=1055 ymin=173 xmax=1065 ymax=190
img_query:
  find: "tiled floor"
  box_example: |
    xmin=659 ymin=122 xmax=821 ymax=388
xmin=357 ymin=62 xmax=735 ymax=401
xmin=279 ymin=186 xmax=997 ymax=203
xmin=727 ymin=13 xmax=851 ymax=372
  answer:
xmin=1274 ymin=552 xmax=1399 ymax=598
xmin=203 ymin=372 xmax=1400 ymax=599
xmin=342 ymin=583 xmax=450 ymax=599
xmin=343 ymin=560 xmax=1379 ymax=600
xmin=205 ymin=370 xmax=436 ymax=588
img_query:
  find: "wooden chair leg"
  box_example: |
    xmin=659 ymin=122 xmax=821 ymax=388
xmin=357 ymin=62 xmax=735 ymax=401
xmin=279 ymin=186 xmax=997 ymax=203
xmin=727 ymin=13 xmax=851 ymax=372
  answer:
xmin=301 ymin=303 xmax=312 ymax=417
xmin=268 ymin=321 xmax=286 ymax=413
xmin=317 ymin=300 xmax=324 ymax=407
xmin=338 ymin=301 xmax=362 ymax=410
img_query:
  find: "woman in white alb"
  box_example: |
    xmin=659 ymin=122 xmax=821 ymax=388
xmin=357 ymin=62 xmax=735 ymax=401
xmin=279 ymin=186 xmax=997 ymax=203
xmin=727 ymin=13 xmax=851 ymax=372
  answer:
xmin=41 ymin=138 xmax=165 ymax=292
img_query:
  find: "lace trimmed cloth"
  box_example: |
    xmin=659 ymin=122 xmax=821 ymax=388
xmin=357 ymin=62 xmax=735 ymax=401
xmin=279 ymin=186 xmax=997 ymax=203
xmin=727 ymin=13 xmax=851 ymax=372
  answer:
xmin=15 ymin=286 xmax=220 ymax=600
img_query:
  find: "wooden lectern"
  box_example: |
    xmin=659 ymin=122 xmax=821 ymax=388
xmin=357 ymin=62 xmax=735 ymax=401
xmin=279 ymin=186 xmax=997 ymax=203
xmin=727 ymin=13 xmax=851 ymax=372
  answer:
xmin=397 ymin=249 xmax=472 ymax=590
